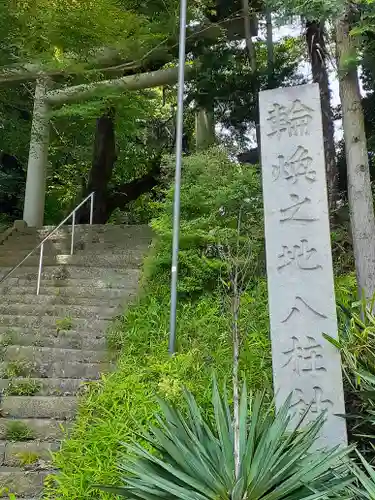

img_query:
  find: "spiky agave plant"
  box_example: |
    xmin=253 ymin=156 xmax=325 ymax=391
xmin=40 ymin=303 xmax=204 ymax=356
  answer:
xmin=98 ymin=381 xmax=353 ymax=499
xmin=349 ymin=450 xmax=375 ymax=499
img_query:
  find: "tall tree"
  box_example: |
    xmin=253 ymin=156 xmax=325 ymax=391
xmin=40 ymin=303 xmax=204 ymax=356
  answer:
xmin=243 ymin=0 xmax=261 ymax=149
xmin=306 ymin=20 xmax=338 ymax=212
xmin=266 ymin=9 xmax=275 ymax=88
xmin=335 ymin=7 xmax=375 ymax=297
xmin=269 ymin=0 xmax=375 ymax=297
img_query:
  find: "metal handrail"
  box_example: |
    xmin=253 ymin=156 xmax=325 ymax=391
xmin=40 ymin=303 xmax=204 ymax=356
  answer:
xmin=0 ymin=192 xmax=95 ymax=295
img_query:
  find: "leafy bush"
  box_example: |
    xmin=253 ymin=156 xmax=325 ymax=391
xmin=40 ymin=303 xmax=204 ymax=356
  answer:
xmin=147 ymin=147 xmax=264 ymax=294
xmin=45 ymin=282 xmax=271 ymax=499
xmin=99 ymin=383 xmax=352 ymax=500
xmin=46 ymin=148 xmax=270 ymax=498
xmin=325 ymin=293 xmax=375 ymax=458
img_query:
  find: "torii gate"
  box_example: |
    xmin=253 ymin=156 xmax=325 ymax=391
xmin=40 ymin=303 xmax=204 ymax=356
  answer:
xmin=21 ymin=65 xmax=193 ymax=227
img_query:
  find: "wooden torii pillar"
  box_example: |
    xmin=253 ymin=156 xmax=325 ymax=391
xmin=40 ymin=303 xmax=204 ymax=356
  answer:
xmin=22 ymin=66 xmax=193 ymax=227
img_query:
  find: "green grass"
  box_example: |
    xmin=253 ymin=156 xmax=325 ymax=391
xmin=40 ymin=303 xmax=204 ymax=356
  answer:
xmin=5 ymin=379 xmax=41 ymax=396
xmin=16 ymin=451 xmax=40 ymax=466
xmin=5 ymin=421 xmax=34 ymax=441
xmin=56 ymin=316 xmax=73 ymax=332
xmin=45 ymin=281 xmax=272 ymax=499
xmin=1 ymin=359 xmax=31 ymax=379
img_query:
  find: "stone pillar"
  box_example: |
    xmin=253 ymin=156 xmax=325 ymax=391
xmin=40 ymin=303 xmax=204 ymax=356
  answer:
xmin=23 ymin=79 xmax=50 ymax=227
xmin=259 ymin=83 xmax=347 ymax=448
xmin=195 ymin=107 xmax=215 ymax=151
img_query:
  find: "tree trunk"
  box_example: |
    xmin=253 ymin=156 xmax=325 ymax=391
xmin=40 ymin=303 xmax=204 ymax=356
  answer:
xmin=266 ymin=9 xmax=275 ymax=89
xmin=335 ymin=13 xmax=375 ymax=298
xmin=79 ymin=107 xmax=117 ymax=224
xmin=195 ymin=106 xmax=215 ymax=151
xmin=107 ymin=155 xmax=161 ymax=217
xmin=78 ymin=107 xmax=163 ymax=224
xmin=306 ymin=20 xmax=338 ymax=213
xmin=242 ymin=0 xmax=261 ymax=153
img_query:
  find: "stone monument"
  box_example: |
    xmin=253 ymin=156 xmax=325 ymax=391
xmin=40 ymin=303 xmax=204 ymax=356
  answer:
xmin=259 ymin=83 xmax=347 ymax=447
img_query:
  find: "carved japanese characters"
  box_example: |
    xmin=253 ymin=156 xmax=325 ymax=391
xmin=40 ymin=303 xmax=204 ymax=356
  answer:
xmin=259 ymin=84 xmax=347 ymax=447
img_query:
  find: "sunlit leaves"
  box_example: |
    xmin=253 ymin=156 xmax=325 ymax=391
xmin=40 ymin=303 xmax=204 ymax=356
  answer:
xmin=0 ymin=0 xmax=182 ymax=71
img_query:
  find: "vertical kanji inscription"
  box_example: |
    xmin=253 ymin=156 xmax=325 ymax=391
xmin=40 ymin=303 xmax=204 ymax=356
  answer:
xmin=259 ymin=83 xmax=347 ymax=448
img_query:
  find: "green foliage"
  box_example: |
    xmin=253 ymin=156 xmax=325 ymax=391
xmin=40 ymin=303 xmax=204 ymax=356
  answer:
xmin=350 ymin=451 xmax=375 ymax=499
xmin=46 ymin=147 xmax=271 ymax=498
xmin=108 ymin=194 xmax=156 ymax=225
xmin=193 ymin=37 xmax=305 ymax=144
xmin=45 ymin=89 xmax=173 ymax=223
xmin=1 ymin=0 xmax=179 ymax=71
xmin=324 ymin=296 xmax=375 ymax=457
xmin=98 ymin=383 xmax=352 ymax=499
xmin=331 ymin=223 xmax=355 ymax=276
xmin=0 ymin=488 xmax=17 ymax=500
xmin=1 ymin=359 xmax=30 ymax=379
xmin=266 ymin=0 xmax=346 ymax=22
xmin=56 ymin=316 xmax=73 ymax=332
xmin=16 ymin=451 xmax=40 ymax=466
xmin=5 ymin=420 xmax=34 ymax=441
xmin=5 ymin=378 xmax=41 ymax=396
xmin=327 ymin=297 xmax=375 ymax=385
xmin=45 ymin=281 xmax=271 ymax=499
xmin=148 ymin=147 xmax=264 ymax=294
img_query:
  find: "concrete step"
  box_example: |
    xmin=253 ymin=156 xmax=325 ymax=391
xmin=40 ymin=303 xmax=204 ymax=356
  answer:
xmin=2 ymin=240 xmax=41 ymax=250
xmin=0 ymin=358 xmax=108 ymax=379
xmin=4 ymin=346 xmax=105 ymax=365
xmin=1 ymin=272 xmax=140 ymax=290
xmin=0 ymin=284 xmax=132 ymax=299
xmin=0 ymin=497 xmax=39 ymax=500
xmin=0 ymin=238 xmax=149 ymax=256
xmin=0 ymin=249 xmax=147 ymax=269
xmin=38 ymin=223 xmax=152 ymax=238
xmin=0 ymin=265 xmax=142 ymax=281
xmin=5 ymin=233 xmax=40 ymax=242
xmin=0 ymin=418 xmax=71 ymax=441
xmin=0 ymin=327 xmax=107 ymax=350
xmin=0 ymin=440 xmax=59 ymax=466
xmin=0 ymin=302 xmax=117 ymax=319
xmin=0 ymin=377 xmax=91 ymax=396
xmin=1 ymin=396 xmax=77 ymax=419
xmin=0 ymin=467 xmax=48 ymax=496
xmin=0 ymin=292 xmax=127 ymax=307
xmin=0 ymin=314 xmax=109 ymax=330
xmin=1 ymin=239 xmax=86 ymax=253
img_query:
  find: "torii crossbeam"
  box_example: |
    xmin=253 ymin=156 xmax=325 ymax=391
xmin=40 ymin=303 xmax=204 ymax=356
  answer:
xmin=22 ymin=64 xmax=193 ymax=227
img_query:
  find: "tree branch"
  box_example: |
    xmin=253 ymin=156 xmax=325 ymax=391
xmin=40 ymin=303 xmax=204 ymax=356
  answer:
xmin=108 ymin=161 xmax=161 ymax=213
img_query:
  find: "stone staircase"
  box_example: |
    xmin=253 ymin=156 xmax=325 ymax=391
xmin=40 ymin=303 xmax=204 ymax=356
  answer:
xmin=0 ymin=223 xmax=152 ymax=498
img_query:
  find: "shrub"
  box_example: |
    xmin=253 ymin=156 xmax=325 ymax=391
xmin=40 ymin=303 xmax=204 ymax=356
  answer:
xmin=147 ymin=147 xmax=264 ymax=294
xmin=45 ymin=282 xmax=271 ymax=498
xmin=325 ymin=291 xmax=375 ymax=458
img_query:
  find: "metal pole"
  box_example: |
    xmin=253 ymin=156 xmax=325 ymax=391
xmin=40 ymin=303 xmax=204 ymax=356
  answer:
xmin=169 ymin=0 xmax=188 ymax=355
xmin=89 ymin=192 xmax=94 ymax=225
xmin=36 ymin=242 xmax=44 ymax=295
xmin=71 ymin=211 xmax=76 ymax=256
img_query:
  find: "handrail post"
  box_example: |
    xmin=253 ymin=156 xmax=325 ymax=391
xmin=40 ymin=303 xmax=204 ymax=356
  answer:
xmin=71 ymin=211 xmax=76 ymax=256
xmin=0 ymin=191 xmax=96 ymax=288
xmin=89 ymin=192 xmax=94 ymax=225
xmin=36 ymin=242 xmax=44 ymax=295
